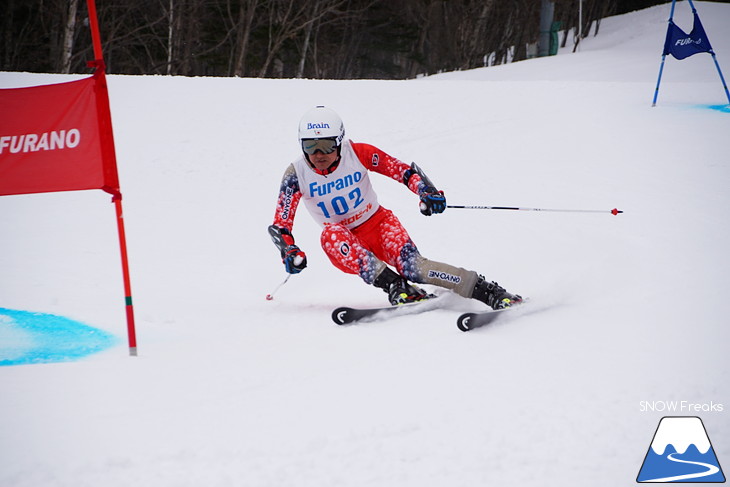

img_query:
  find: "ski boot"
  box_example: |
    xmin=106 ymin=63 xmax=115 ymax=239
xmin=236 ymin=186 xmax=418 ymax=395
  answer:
xmin=471 ymin=275 xmax=522 ymax=310
xmin=374 ymin=267 xmax=431 ymax=305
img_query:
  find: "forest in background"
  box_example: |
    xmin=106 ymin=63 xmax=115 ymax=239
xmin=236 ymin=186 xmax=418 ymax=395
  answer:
xmin=2 ymin=0 xmax=684 ymax=79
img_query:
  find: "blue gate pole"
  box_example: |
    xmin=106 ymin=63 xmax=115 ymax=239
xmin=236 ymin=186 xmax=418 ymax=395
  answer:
xmin=652 ymin=55 xmax=667 ymax=107
xmin=710 ymin=53 xmax=730 ymax=104
xmin=687 ymin=0 xmax=730 ymax=104
xmin=652 ymin=0 xmax=676 ymax=107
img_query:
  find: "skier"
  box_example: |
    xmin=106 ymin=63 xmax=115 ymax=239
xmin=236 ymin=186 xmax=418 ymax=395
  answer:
xmin=268 ymin=106 xmax=522 ymax=310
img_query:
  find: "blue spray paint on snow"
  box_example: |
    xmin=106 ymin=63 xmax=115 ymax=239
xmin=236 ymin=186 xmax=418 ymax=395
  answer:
xmin=702 ymin=104 xmax=730 ymax=113
xmin=0 ymin=308 xmax=119 ymax=366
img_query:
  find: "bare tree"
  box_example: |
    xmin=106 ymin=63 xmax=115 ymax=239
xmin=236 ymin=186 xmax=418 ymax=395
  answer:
xmin=2 ymin=0 xmax=623 ymax=79
xmin=166 ymin=0 xmax=174 ymax=74
xmin=60 ymin=0 xmax=80 ymax=73
xmin=232 ymin=0 xmax=262 ymax=77
xmin=296 ymin=0 xmax=320 ymax=78
xmin=257 ymin=0 xmax=349 ymax=77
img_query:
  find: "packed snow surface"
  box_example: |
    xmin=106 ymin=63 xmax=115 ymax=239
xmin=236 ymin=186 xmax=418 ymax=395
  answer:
xmin=1 ymin=2 xmax=729 ymax=486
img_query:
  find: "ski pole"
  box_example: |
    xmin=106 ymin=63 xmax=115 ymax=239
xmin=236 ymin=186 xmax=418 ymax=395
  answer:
xmin=447 ymin=205 xmax=623 ymax=215
xmin=265 ymin=274 xmax=291 ymax=301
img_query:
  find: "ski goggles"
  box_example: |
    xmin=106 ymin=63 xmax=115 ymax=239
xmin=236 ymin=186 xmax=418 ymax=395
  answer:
xmin=301 ymin=138 xmax=338 ymax=155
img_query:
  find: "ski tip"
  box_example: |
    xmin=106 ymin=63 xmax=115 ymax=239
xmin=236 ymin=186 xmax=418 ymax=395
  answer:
xmin=332 ymin=307 xmax=350 ymax=325
xmin=457 ymin=313 xmax=476 ymax=332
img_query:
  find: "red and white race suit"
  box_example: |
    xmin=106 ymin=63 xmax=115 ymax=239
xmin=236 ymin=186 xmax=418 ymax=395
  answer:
xmin=272 ymin=139 xmax=479 ymax=296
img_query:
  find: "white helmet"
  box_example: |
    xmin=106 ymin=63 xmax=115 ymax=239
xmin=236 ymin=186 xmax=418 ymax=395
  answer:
xmin=298 ymin=106 xmax=345 ymax=146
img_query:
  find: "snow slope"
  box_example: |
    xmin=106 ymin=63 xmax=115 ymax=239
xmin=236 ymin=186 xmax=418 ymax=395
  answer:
xmin=1 ymin=2 xmax=729 ymax=486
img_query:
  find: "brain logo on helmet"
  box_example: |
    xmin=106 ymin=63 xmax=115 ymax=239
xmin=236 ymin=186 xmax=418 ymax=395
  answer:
xmin=299 ymin=107 xmax=345 ymax=145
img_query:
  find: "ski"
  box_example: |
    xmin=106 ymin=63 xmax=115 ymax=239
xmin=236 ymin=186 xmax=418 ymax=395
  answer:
xmin=456 ymin=310 xmax=505 ymax=331
xmin=332 ymin=296 xmax=443 ymax=325
xmin=333 ymin=296 xmax=529 ymax=328
xmin=456 ymin=302 xmax=527 ymax=332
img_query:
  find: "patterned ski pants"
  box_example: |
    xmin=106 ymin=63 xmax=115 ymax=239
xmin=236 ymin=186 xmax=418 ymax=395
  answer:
xmin=320 ymin=207 xmax=478 ymax=297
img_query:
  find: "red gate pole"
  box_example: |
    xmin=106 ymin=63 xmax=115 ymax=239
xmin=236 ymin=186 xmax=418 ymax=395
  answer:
xmin=86 ymin=0 xmax=104 ymax=60
xmin=113 ymin=194 xmax=137 ymax=356
xmin=87 ymin=0 xmax=138 ymax=356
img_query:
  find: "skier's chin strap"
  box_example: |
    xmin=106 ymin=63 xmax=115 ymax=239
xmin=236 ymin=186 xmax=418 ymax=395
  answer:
xmin=305 ymin=148 xmax=341 ymax=176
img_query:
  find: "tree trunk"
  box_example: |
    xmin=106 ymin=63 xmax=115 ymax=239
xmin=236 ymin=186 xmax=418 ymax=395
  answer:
xmin=296 ymin=0 xmax=319 ymax=78
xmin=233 ymin=0 xmax=258 ymax=77
xmin=167 ymin=0 xmax=174 ymax=75
xmin=61 ymin=0 xmax=79 ymax=73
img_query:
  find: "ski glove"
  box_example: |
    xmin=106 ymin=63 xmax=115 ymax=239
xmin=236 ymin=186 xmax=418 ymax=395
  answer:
xmin=268 ymin=225 xmax=307 ymax=274
xmin=419 ymin=186 xmax=446 ymax=216
xmin=283 ymin=245 xmax=307 ymax=274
